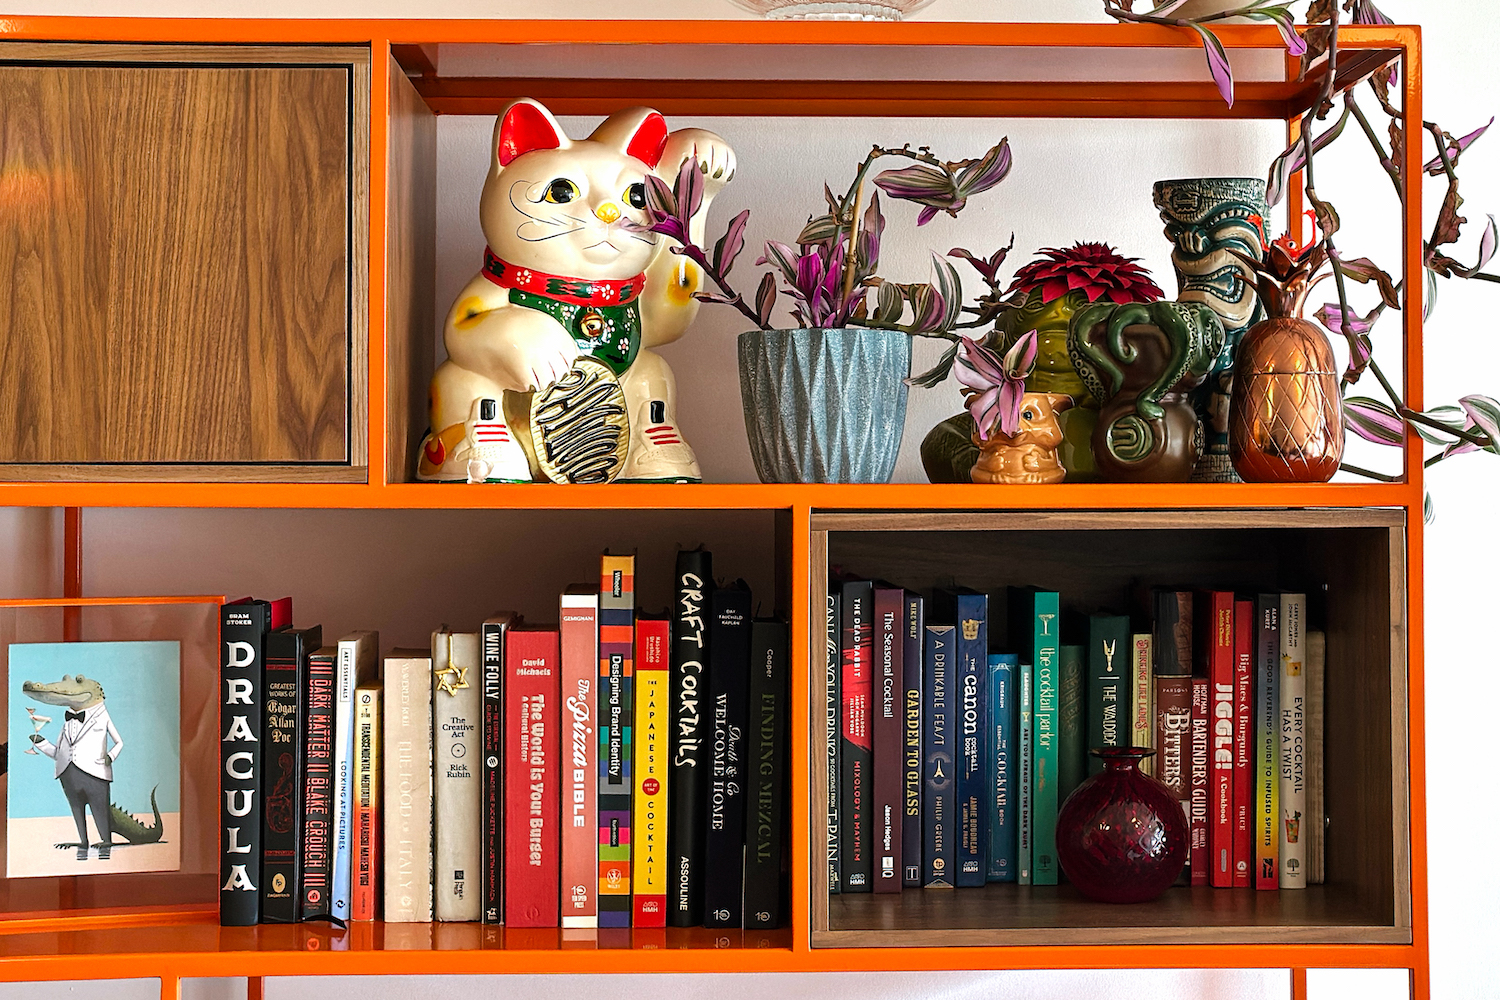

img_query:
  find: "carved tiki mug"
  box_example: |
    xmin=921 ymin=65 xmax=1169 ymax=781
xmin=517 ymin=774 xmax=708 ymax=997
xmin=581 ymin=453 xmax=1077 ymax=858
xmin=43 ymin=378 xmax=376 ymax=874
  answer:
xmin=1152 ymin=177 xmax=1269 ymax=482
xmin=418 ymin=99 xmax=736 ymax=483
xmin=970 ymin=392 xmax=1073 ymax=485
xmin=1067 ymin=301 xmax=1226 ymax=483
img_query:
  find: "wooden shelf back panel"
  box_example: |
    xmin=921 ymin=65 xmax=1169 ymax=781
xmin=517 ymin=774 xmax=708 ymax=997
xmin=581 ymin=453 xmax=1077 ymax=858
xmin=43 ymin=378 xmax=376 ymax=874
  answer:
xmin=0 ymin=44 xmax=368 ymax=472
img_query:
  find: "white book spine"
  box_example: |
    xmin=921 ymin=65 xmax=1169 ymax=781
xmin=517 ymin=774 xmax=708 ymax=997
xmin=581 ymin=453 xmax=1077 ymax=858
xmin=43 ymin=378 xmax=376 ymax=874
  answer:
xmin=1278 ymin=594 xmax=1307 ymax=889
xmin=383 ymin=655 xmax=434 ymax=922
xmin=433 ymin=631 xmax=483 ymax=921
xmin=333 ymin=631 xmax=379 ymax=922
xmin=1306 ymin=630 xmax=1326 ymax=885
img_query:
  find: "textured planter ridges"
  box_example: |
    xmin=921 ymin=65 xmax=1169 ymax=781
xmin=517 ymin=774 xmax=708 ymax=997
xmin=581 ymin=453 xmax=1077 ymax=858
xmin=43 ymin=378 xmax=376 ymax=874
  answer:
xmin=737 ymin=327 xmax=911 ymax=483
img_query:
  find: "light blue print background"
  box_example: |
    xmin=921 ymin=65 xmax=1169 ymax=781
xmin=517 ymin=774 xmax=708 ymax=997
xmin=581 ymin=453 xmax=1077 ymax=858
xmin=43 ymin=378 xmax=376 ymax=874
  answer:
xmin=8 ymin=641 xmax=181 ymax=820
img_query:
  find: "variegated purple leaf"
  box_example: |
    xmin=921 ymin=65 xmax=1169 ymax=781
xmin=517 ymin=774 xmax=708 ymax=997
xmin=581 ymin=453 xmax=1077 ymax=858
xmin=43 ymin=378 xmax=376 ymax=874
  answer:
xmin=1002 ymin=329 xmax=1039 ymax=379
xmin=715 ymin=209 xmax=750 ymax=278
xmin=1266 ymin=103 xmax=1351 ymax=206
xmin=872 ymin=162 xmax=957 ymax=202
xmin=1190 ymin=23 xmax=1235 ymax=109
xmin=931 ymin=253 xmax=964 ymax=332
xmin=1459 ymin=394 xmax=1500 ymax=447
xmin=904 ymin=341 xmax=961 ymax=389
xmin=692 ymin=290 xmax=736 ymax=305
xmin=953 ymin=139 xmax=1013 ymax=199
xmin=757 ymin=241 xmax=802 ymax=286
xmin=1424 ymin=118 xmax=1493 ymax=176
xmin=875 ymin=280 xmax=903 ymax=325
xmin=1314 ymin=302 xmax=1379 ymax=337
xmin=859 ymin=192 xmax=885 ymax=274
xmin=643 ymin=174 xmax=677 ymax=222
xmin=1248 ymin=7 xmax=1308 ymax=58
xmin=1411 ymin=405 xmax=1467 ymax=446
xmin=954 ymin=334 xmax=1008 ymax=392
xmin=1425 ymin=267 xmax=1439 ymax=322
xmin=916 ymin=205 xmax=942 ymax=227
xmin=1452 ymin=215 xmax=1499 ymax=278
xmin=1343 ymin=396 xmax=1406 ymax=447
xmin=1351 ymin=0 xmax=1393 ymax=25
xmin=675 ymin=155 xmax=704 ymax=225
xmin=755 ymin=271 xmax=777 ymax=328
xmin=905 ymin=284 xmax=946 ymax=333
xmin=797 ymin=213 xmax=841 ymax=247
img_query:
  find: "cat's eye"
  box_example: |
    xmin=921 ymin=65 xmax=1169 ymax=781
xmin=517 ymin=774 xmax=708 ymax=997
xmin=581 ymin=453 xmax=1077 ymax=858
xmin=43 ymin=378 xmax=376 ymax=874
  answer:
xmin=625 ymin=183 xmax=647 ymax=209
xmin=1023 ymin=410 xmax=1035 ymax=420
xmin=544 ymin=178 xmax=580 ymax=204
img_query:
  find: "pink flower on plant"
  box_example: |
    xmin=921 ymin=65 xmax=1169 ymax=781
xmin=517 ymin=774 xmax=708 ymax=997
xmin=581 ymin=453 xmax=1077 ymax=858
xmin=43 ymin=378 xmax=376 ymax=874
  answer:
xmin=956 ymin=330 xmax=1038 ymax=441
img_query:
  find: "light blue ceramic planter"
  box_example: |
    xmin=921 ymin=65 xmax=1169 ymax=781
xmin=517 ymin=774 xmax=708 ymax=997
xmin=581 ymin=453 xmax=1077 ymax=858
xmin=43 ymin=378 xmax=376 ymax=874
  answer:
xmin=737 ymin=327 xmax=912 ymax=484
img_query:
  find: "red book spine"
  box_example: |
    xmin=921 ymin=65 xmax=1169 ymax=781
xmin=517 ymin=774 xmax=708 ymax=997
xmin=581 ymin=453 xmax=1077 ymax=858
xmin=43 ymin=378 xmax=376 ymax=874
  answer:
xmin=1232 ymin=599 xmax=1255 ymax=888
xmin=1189 ymin=677 xmax=1209 ymax=886
xmin=506 ymin=628 xmax=561 ymax=928
xmin=1209 ymin=592 xmax=1235 ymax=887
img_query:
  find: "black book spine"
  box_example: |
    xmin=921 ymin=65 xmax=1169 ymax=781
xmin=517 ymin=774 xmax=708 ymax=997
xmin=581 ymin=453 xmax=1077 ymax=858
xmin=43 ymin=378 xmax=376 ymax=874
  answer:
xmin=743 ymin=618 xmax=788 ymax=929
xmin=220 ymin=600 xmax=269 ymax=926
xmin=825 ymin=591 xmax=841 ymax=895
xmin=840 ymin=580 xmax=874 ymax=893
xmin=480 ymin=620 xmax=506 ymax=924
xmin=703 ymin=582 xmax=752 ymax=928
xmin=901 ymin=593 xmax=924 ymax=887
xmin=301 ymin=648 xmax=336 ymax=920
xmin=262 ymin=625 xmax=319 ymax=924
xmin=668 ymin=548 xmax=713 ymax=927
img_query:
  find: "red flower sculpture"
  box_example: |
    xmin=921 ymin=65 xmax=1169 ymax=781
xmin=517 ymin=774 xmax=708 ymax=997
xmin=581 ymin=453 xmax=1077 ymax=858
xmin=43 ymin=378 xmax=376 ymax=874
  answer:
xmin=1006 ymin=242 xmax=1165 ymax=305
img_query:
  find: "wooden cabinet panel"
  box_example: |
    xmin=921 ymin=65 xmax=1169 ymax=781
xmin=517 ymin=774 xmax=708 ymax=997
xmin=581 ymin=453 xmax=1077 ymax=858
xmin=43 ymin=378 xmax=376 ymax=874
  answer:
xmin=0 ymin=47 xmax=368 ymax=473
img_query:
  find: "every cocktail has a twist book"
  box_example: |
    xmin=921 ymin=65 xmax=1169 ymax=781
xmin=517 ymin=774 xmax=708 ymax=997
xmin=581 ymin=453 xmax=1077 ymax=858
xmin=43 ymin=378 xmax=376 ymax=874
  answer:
xmin=8 ymin=641 xmax=181 ymax=878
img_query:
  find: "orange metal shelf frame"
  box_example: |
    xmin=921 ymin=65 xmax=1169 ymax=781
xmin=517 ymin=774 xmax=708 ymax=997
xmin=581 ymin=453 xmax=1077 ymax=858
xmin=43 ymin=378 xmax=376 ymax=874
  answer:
xmin=0 ymin=16 xmax=1428 ymax=999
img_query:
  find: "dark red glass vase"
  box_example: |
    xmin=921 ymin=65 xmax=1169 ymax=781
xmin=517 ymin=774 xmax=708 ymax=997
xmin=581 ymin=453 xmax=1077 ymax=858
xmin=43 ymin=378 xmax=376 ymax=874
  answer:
xmin=1055 ymin=747 xmax=1189 ymax=904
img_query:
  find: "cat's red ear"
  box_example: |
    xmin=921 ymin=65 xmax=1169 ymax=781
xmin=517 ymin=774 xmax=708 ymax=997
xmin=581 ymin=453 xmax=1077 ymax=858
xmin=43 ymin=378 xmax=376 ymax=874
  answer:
xmin=495 ymin=99 xmax=569 ymax=167
xmin=588 ymin=107 xmax=669 ymax=169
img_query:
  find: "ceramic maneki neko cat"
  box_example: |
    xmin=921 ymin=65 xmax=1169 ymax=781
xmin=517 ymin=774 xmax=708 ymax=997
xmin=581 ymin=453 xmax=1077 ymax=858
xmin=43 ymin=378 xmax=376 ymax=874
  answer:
xmin=418 ymin=99 xmax=736 ymax=484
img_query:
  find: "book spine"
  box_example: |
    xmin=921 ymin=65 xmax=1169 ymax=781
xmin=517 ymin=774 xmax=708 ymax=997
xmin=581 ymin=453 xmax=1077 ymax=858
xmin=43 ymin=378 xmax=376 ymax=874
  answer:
xmin=839 ymin=580 xmax=874 ymax=893
xmin=668 ymin=550 xmax=711 ymax=927
xmin=1190 ymin=676 xmax=1209 ymax=886
xmin=262 ymin=631 xmax=307 ymax=924
xmin=922 ymin=625 xmax=955 ymax=888
xmin=330 ymin=639 xmax=362 ymax=922
xmin=954 ymin=592 xmax=988 ymax=888
xmin=705 ymin=585 xmax=753 ymax=927
xmin=1087 ymin=617 xmax=1129 ymax=778
xmin=744 ymin=619 xmax=788 ymax=929
xmin=1307 ymin=630 xmax=1326 ymax=885
xmin=353 ymin=686 xmax=380 ymax=921
xmin=560 ymin=599 xmax=599 ymax=929
xmin=301 ymin=649 xmax=336 ymax=921
xmin=1279 ymin=593 xmax=1307 ymax=889
xmin=506 ymin=629 xmax=561 ymax=927
xmin=1018 ymin=661 xmax=1033 ymax=885
xmin=825 ymin=591 xmax=841 ymax=896
xmin=1031 ymin=592 xmax=1060 ymax=886
xmin=382 ymin=654 xmax=433 ymax=922
xmin=1131 ymin=633 xmax=1154 ymax=776
xmin=900 ymin=593 xmax=924 ymax=887
xmin=220 ymin=602 xmax=266 ymax=926
xmin=872 ymin=588 xmax=905 ymax=892
xmin=598 ymin=553 xmax=636 ymax=928
xmin=434 ymin=632 xmax=481 ymax=922
xmin=480 ymin=620 xmax=508 ymax=925
xmin=986 ymin=654 xmax=1017 ymax=882
xmin=1208 ymin=594 xmax=1234 ymax=888
xmin=1155 ymin=674 xmax=1193 ymax=883
xmin=632 ymin=617 xmax=670 ymax=927
xmin=1254 ymin=594 xmax=1281 ymax=890
xmin=1057 ymin=642 xmax=1085 ymax=807
xmin=1232 ymin=600 xmax=1255 ymax=888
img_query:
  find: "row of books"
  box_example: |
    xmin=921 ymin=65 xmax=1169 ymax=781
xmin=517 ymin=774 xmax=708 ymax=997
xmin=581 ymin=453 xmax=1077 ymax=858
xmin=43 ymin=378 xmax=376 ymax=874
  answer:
xmin=220 ymin=549 xmax=789 ymax=930
xmin=827 ymin=583 xmax=1325 ymax=893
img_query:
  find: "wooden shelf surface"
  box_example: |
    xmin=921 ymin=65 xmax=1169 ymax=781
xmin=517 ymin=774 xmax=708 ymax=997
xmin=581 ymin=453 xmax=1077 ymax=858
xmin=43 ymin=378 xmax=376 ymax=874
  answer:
xmin=0 ymin=480 xmax=1421 ymax=511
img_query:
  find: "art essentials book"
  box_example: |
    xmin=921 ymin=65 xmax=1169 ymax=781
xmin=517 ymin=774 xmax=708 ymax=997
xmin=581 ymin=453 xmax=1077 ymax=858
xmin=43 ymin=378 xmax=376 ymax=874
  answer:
xmin=215 ymin=548 xmax=788 ymax=932
xmin=9 ymin=640 xmax=181 ymax=879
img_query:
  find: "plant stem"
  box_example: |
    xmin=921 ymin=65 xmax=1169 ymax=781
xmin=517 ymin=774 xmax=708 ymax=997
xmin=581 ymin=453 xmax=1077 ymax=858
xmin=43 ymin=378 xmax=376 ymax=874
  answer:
xmin=675 ymin=247 xmax=767 ymax=330
xmin=1468 ymin=271 xmax=1500 ymax=284
xmin=840 ymin=177 xmax=866 ymax=316
xmin=1340 ymin=463 xmax=1402 ymax=482
xmin=1346 ymin=93 xmax=1403 ymax=194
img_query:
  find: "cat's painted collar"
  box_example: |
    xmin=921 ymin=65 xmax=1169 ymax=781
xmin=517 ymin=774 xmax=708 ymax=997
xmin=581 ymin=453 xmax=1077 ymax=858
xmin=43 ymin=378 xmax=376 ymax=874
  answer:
xmin=483 ymin=248 xmax=645 ymax=308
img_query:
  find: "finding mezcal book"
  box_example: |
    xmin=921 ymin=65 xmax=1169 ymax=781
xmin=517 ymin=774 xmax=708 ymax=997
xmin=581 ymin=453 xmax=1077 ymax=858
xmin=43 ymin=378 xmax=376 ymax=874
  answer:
xmin=8 ymin=641 xmax=182 ymax=879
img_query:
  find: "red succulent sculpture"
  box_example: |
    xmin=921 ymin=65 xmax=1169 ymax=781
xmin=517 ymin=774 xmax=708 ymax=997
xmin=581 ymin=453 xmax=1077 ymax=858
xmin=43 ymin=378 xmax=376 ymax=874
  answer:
xmin=1006 ymin=242 xmax=1165 ymax=305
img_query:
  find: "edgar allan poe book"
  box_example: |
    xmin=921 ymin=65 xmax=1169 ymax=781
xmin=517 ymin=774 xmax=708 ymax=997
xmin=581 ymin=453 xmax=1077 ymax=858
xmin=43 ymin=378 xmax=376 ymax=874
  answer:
xmin=704 ymin=581 xmax=752 ymax=928
xmin=668 ymin=548 xmax=712 ymax=927
xmin=300 ymin=645 xmax=338 ymax=921
xmin=506 ymin=626 xmax=561 ymax=927
xmin=262 ymin=624 xmax=321 ymax=924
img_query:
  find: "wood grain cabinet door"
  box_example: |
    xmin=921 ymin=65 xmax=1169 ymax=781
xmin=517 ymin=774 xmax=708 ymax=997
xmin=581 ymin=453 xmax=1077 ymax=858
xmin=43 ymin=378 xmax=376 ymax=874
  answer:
xmin=0 ymin=45 xmax=369 ymax=481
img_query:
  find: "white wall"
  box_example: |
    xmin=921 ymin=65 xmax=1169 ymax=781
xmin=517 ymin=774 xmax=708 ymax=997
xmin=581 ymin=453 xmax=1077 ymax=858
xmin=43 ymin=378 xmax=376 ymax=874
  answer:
xmin=3 ymin=1 xmax=1496 ymax=999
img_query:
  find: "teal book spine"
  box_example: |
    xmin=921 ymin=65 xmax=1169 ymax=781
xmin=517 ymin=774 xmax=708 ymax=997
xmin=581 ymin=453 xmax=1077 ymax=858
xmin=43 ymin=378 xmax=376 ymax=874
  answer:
xmin=1031 ymin=591 xmax=1061 ymax=886
xmin=1057 ymin=643 xmax=1085 ymax=809
xmin=1017 ymin=660 xmax=1033 ymax=885
xmin=986 ymin=653 xmax=1017 ymax=882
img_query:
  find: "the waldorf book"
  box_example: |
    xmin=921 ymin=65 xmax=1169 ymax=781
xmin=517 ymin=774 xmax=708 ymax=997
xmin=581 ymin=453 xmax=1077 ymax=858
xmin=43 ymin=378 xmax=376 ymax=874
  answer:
xmin=7 ymin=641 xmax=182 ymax=878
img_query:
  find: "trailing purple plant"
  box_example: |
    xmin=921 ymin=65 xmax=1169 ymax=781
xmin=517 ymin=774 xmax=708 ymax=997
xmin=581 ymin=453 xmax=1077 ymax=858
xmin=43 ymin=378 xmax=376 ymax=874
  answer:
xmin=635 ymin=138 xmax=1014 ymax=336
